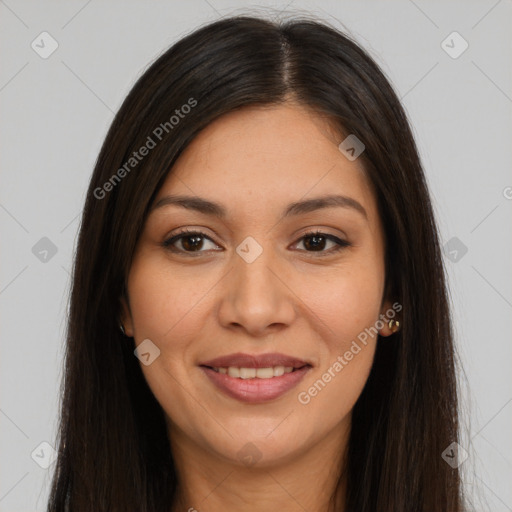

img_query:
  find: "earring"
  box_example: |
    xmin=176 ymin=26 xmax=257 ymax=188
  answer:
xmin=388 ymin=319 xmax=401 ymax=334
xmin=119 ymin=323 xmax=126 ymax=336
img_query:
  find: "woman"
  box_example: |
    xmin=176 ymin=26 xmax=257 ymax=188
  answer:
xmin=47 ymin=14 xmax=465 ymax=511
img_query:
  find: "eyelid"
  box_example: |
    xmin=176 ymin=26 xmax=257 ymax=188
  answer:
xmin=162 ymin=227 xmax=351 ymax=256
xmin=162 ymin=228 xmax=221 ymax=253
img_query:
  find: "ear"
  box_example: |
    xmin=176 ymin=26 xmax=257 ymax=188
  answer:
xmin=378 ymin=298 xmax=400 ymax=337
xmin=119 ymin=292 xmax=134 ymax=338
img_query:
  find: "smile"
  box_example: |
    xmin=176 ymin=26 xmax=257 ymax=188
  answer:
xmin=199 ymin=352 xmax=312 ymax=403
xmin=211 ymin=366 xmax=295 ymax=379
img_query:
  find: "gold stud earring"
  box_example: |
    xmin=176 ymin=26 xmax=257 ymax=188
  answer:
xmin=388 ymin=319 xmax=400 ymax=334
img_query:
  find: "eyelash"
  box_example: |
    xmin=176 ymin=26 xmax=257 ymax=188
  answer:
xmin=161 ymin=228 xmax=351 ymax=256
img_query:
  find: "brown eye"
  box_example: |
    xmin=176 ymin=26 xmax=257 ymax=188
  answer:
xmin=294 ymin=231 xmax=350 ymax=254
xmin=163 ymin=229 xmax=219 ymax=253
xmin=162 ymin=229 xmax=350 ymax=256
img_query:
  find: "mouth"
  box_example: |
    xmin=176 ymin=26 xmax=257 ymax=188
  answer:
xmin=199 ymin=352 xmax=312 ymax=403
xmin=205 ymin=365 xmax=303 ymax=379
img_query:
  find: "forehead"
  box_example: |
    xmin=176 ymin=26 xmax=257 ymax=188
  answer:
xmin=155 ymin=103 xmax=378 ymax=224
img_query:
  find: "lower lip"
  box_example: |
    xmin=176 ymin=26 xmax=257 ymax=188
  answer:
xmin=201 ymin=366 xmax=311 ymax=403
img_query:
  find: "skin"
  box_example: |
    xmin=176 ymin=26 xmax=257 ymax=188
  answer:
xmin=121 ymin=101 xmax=397 ymax=512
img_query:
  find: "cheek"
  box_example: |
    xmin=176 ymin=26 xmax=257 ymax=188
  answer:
xmin=126 ymin=258 xmax=222 ymax=404
xmin=127 ymin=257 xmax=211 ymax=341
xmin=294 ymin=280 xmax=381 ymax=422
xmin=127 ymin=247 xmax=385 ymax=369
xmin=292 ymin=259 xmax=383 ymax=414
xmin=296 ymin=260 xmax=384 ymax=346
xmin=126 ymin=259 xmax=208 ymax=410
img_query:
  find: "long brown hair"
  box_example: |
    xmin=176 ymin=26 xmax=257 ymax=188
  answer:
xmin=47 ymin=14 xmax=465 ymax=511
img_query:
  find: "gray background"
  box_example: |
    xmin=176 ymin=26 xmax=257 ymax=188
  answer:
xmin=1 ymin=1 xmax=511 ymax=510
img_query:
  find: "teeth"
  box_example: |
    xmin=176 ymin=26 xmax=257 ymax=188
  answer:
xmin=274 ymin=366 xmax=285 ymax=376
xmin=239 ymin=367 xmax=256 ymax=379
xmin=213 ymin=366 xmax=296 ymax=378
xmin=255 ymin=367 xmax=274 ymax=379
xmin=227 ymin=367 xmax=240 ymax=378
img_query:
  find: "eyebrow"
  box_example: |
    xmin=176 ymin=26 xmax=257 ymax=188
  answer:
xmin=150 ymin=193 xmax=367 ymax=220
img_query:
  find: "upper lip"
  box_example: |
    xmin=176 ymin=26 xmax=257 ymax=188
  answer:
xmin=199 ymin=352 xmax=311 ymax=369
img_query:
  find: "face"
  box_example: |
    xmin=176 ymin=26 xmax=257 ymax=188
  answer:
xmin=121 ymin=102 xmax=395 ymax=468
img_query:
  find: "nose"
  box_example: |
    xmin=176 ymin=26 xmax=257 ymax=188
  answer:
xmin=217 ymin=244 xmax=297 ymax=337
